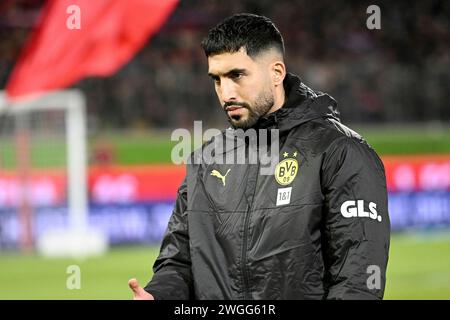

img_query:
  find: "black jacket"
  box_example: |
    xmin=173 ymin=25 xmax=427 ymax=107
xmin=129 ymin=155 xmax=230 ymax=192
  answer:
xmin=145 ymin=73 xmax=390 ymax=299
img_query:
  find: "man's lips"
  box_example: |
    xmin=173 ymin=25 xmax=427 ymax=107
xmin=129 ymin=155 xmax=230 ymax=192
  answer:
xmin=225 ymin=105 xmax=243 ymax=111
xmin=224 ymin=103 xmax=247 ymax=118
xmin=226 ymin=106 xmax=246 ymax=118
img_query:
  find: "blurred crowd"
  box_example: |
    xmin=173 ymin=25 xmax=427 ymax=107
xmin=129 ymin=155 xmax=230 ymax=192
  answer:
xmin=0 ymin=0 xmax=449 ymax=130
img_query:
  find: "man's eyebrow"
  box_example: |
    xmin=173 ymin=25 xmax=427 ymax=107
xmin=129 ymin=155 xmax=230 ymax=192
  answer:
xmin=224 ymin=68 xmax=246 ymax=77
xmin=208 ymin=68 xmax=247 ymax=79
xmin=208 ymin=72 xmax=219 ymax=79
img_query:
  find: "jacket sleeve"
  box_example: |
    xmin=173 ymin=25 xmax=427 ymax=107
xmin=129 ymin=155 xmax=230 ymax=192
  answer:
xmin=144 ymin=176 xmax=194 ymax=299
xmin=321 ymin=136 xmax=390 ymax=300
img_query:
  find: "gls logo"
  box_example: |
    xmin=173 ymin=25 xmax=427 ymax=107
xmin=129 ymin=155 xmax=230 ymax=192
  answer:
xmin=340 ymin=200 xmax=382 ymax=222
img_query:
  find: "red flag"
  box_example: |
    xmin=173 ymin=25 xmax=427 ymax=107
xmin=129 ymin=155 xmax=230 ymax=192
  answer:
xmin=6 ymin=0 xmax=178 ymax=100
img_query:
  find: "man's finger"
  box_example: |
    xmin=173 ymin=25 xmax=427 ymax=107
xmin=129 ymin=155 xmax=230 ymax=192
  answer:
xmin=128 ymin=278 xmax=141 ymax=293
xmin=128 ymin=278 xmax=154 ymax=300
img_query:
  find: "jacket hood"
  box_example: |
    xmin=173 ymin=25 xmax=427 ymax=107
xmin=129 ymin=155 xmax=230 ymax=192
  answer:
xmin=252 ymin=72 xmax=340 ymax=132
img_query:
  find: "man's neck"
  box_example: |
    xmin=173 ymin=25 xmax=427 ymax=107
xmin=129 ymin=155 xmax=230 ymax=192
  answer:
xmin=267 ymin=85 xmax=286 ymax=115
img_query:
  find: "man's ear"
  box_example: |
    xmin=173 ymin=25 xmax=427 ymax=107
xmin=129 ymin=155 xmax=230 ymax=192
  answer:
xmin=271 ymin=60 xmax=286 ymax=86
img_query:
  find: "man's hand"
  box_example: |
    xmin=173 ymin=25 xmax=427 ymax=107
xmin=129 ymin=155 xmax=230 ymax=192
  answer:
xmin=128 ymin=278 xmax=154 ymax=300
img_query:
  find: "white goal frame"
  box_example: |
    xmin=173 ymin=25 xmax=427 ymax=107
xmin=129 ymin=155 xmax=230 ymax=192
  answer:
xmin=0 ymin=90 xmax=107 ymax=257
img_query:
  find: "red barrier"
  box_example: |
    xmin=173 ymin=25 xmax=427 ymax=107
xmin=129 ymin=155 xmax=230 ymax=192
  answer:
xmin=1 ymin=156 xmax=449 ymax=207
xmin=88 ymin=164 xmax=185 ymax=202
xmin=382 ymin=155 xmax=450 ymax=192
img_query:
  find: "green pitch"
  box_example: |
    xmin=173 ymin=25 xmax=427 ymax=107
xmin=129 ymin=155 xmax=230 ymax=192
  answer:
xmin=1 ymin=128 xmax=450 ymax=169
xmin=0 ymin=233 xmax=449 ymax=299
xmin=90 ymin=127 xmax=450 ymax=163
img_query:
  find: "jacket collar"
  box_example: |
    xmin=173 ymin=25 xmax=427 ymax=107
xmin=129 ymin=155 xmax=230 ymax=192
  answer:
xmin=249 ymin=72 xmax=340 ymax=132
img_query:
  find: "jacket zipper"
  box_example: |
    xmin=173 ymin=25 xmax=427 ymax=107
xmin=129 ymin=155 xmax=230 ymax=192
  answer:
xmin=241 ymin=160 xmax=260 ymax=300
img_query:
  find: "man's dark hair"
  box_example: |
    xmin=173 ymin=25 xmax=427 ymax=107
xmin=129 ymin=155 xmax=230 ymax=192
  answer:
xmin=201 ymin=13 xmax=285 ymax=59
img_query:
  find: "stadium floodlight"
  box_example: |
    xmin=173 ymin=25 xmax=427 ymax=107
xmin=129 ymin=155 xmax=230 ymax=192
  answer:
xmin=0 ymin=90 xmax=108 ymax=258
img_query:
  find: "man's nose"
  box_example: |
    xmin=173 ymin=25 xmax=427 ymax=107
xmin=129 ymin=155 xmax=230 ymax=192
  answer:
xmin=220 ymin=79 xmax=237 ymax=103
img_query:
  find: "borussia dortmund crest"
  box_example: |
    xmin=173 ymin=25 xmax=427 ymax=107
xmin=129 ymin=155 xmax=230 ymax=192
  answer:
xmin=275 ymin=151 xmax=299 ymax=186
